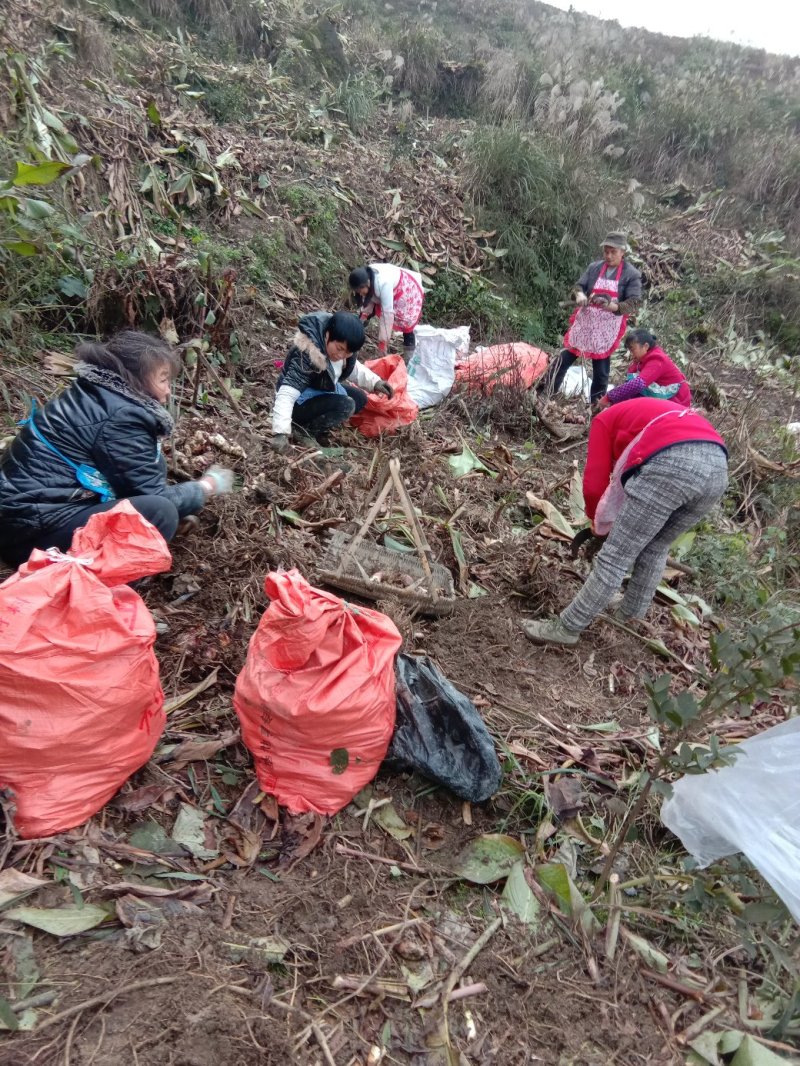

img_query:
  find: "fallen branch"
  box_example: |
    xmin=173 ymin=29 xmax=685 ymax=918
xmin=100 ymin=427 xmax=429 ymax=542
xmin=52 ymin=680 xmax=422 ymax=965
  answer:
xmin=598 ymin=613 xmax=698 ymax=672
xmin=337 ymin=915 xmax=428 ymax=949
xmin=334 ymin=843 xmax=428 ymax=875
xmin=665 ymin=557 xmax=697 ymax=578
xmin=197 ymin=346 xmax=246 ymax=420
xmin=443 ymin=916 xmax=502 ymax=1002
xmin=34 ymin=977 xmax=181 ymax=1032
xmin=445 ymin=982 xmax=488 ymax=1002
xmin=676 ymin=1005 xmax=726 ymax=1043
xmin=311 ymin=1022 xmax=337 ymax=1066
xmin=163 ymin=668 xmax=220 ymax=716
xmin=282 ymin=450 xmax=324 ymax=483
xmin=10 ymin=990 xmax=58 ymax=1013
xmin=640 ymin=968 xmax=712 ymax=1003
xmin=290 ymin=470 xmax=345 ymax=513
xmin=331 ymin=975 xmax=409 ymax=1000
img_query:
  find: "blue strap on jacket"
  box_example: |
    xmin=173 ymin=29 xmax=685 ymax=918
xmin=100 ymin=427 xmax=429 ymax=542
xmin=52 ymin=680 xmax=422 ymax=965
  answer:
xmin=21 ymin=400 xmax=117 ymax=503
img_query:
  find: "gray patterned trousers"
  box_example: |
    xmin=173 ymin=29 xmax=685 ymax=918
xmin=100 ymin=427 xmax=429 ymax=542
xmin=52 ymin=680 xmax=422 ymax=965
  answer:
xmin=561 ymin=443 xmax=728 ymax=631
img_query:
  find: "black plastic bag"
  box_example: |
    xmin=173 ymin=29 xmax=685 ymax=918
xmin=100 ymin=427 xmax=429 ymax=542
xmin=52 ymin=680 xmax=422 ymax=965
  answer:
xmin=385 ymin=654 xmax=502 ymax=803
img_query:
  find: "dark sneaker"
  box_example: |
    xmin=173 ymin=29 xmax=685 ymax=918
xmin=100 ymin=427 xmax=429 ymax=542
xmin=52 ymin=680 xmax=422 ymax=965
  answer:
xmin=292 ymin=426 xmax=320 ymax=448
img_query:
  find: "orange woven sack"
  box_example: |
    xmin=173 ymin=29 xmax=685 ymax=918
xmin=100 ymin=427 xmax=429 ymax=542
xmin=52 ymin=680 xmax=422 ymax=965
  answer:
xmin=455 ymin=342 xmax=549 ymax=394
xmin=350 ymin=354 xmax=419 ymax=437
xmin=234 ymin=570 xmax=402 ymax=815
xmin=0 ymin=501 xmax=171 ymax=838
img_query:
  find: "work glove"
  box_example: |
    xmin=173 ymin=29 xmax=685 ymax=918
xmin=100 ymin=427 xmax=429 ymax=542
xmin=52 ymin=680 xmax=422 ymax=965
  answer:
xmin=590 ymin=396 xmax=610 ymax=416
xmin=199 ymin=464 xmax=234 ymax=497
xmin=270 ymin=433 xmax=290 ymax=454
xmin=575 ymin=292 xmax=588 ymax=307
xmin=373 ymin=381 xmax=394 ymax=399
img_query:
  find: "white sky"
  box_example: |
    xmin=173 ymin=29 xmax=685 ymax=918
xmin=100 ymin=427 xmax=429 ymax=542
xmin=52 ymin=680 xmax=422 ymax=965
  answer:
xmin=543 ymin=0 xmax=800 ymax=58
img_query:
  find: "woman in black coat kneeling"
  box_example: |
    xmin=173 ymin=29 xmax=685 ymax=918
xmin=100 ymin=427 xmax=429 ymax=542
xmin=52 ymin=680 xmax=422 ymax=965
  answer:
xmin=0 ymin=331 xmax=233 ymax=568
xmin=269 ymin=311 xmax=393 ymax=451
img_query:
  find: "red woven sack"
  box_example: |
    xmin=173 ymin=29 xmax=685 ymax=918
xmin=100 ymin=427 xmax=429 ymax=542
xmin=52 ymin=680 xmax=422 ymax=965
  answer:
xmin=350 ymin=354 xmax=419 ymax=437
xmin=0 ymin=502 xmax=171 ymax=838
xmin=454 ymin=342 xmax=549 ymax=394
xmin=233 ymin=570 xmax=402 ymax=814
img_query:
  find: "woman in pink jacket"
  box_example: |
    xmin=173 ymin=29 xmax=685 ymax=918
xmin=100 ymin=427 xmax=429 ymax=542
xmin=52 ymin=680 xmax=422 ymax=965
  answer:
xmin=596 ymin=329 xmax=691 ymax=410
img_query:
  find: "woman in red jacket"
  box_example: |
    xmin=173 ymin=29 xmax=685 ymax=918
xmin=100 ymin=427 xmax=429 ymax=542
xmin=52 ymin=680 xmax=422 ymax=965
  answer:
xmin=523 ymin=398 xmax=728 ymax=645
xmin=596 ymin=329 xmax=691 ymax=411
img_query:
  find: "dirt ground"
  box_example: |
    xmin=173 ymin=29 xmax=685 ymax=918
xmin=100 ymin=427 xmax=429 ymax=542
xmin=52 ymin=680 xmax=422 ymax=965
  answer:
xmin=1 ymin=349 xmax=798 ymax=1066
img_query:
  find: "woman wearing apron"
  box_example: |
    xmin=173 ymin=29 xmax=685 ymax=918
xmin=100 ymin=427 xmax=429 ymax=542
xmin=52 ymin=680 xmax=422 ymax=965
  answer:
xmin=349 ymin=263 xmax=425 ymax=364
xmin=536 ymin=233 xmax=642 ymax=405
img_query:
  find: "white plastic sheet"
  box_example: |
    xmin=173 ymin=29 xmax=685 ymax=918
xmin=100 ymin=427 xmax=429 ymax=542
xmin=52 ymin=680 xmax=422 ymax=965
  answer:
xmin=562 ymin=362 xmax=591 ymax=402
xmin=661 ymin=717 xmax=800 ymax=922
xmin=406 ymin=324 xmax=470 ymax=409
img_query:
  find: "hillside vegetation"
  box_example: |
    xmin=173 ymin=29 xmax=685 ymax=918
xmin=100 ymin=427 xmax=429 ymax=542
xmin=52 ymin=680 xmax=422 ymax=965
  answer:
xmin=2 ymin=0 xmax=800 ymax=358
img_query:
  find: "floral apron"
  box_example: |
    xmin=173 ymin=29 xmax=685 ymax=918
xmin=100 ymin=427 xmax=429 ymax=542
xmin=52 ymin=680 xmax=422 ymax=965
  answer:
xmin=374 ymin=269 xmax=425 ymax=333
xmin=563 ymin=262 xmax=627 ymax=360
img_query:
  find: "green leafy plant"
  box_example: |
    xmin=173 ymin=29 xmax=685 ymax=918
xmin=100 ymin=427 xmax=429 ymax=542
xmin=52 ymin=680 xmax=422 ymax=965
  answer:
xmin=463 ymin=126 xmax=614 ymax=340
xmin=597 ymin=607 xmax=800 ymax=892
xmin=329 ymin=74 xmax=379 ymax=133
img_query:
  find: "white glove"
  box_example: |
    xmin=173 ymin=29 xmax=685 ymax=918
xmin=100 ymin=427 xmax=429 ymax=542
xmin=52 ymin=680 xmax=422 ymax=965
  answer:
xmin=575 ymin=291 xmax=588 ymax=307
xmin=198 ymin=464 xmax=234 ymax=497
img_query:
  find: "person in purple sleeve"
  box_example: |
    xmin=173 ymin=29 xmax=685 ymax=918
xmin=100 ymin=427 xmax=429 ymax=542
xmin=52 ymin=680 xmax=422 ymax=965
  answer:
xmin=595 ymin=329 xmax=691 ymax=413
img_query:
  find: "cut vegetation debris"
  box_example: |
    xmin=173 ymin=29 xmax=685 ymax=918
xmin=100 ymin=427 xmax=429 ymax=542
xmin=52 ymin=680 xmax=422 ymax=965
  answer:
xmin=1 ymin=0 xmax=799 ymax=1062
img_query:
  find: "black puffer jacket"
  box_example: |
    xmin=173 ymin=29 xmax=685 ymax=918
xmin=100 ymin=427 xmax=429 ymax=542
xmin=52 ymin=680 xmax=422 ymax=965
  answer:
xmin=0 ymin=363 xmax=203 ymax=540
xmin=277 ymin=312 xmax=358 ymax=393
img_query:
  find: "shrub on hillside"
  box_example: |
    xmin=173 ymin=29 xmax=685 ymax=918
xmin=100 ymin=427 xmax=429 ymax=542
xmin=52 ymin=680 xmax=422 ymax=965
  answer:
xmin=134 ymin=0 xmax=287 ymax=57
xmin=330 ymin=73 xmax=379 ymax=133
xmin=628 ymin=90 xmax=739 ymax=185
xmin=734 ymin=139 xmax=800 ymax=239
xmin=463 ymin=126 xmax=615 ymax=338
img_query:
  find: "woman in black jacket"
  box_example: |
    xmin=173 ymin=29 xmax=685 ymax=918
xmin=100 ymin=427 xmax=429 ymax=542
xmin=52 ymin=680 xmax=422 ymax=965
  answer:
xmin=0 ymin=331 xmax=233 ymax=567
xmin=269 ymin=311 xmax=393 ymax=451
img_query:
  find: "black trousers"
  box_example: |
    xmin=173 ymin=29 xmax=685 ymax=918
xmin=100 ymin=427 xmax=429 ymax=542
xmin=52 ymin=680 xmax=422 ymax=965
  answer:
xmin=537 ymin=350 xmax=611 ymax=404
xmin=292 ymin=384 xmax=368 ymax=441
xmin=0 ymin=494 xmax=191 ymax=568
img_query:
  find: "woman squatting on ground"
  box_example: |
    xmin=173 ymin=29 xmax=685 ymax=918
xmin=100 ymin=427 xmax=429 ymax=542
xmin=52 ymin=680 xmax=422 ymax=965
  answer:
xmin=522 ymin=398 xmax=728 ymax=646
xmin=0 ymin=331 xmax=233 ymax=569
xmin=269 ymin=310 xmax=394 ymax=452
xmin=597 ymin=328 xmax=691 ymax=410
